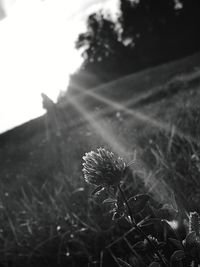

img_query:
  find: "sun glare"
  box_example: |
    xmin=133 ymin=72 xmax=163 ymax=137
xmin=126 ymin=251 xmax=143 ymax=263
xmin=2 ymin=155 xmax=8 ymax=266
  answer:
xmin=0 ymin=0 xmax=119 ymax=133
xmin=0 ymin=0 xmax=83 ymax=132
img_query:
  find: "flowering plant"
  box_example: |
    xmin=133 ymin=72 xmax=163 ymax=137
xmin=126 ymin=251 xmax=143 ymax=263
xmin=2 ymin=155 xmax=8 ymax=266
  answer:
xmin=82 ymin=148 xmax=200 ymax=267
xmin=82 ymin=147 xmax=127 ymax=186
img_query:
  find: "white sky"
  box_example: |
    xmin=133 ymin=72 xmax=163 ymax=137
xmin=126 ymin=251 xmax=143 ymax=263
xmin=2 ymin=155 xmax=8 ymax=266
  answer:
xmin=0 ymin=0 xmax=118 ymax=133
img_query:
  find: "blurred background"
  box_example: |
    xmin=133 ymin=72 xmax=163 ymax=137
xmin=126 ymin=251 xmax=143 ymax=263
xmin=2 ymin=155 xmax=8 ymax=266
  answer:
xmin=0 ymin=0 xmax=119 ymax=133
xmin=0 ymin=0 xmax=199 ymax=133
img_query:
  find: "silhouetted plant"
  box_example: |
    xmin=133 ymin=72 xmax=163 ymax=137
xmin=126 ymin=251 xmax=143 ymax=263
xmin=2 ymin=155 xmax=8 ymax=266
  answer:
xmin=82 ymin=147 xmax=200 ymax=266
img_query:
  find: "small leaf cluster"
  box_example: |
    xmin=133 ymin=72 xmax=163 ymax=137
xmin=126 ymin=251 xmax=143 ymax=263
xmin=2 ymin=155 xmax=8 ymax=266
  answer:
xmin=89 ymin=179 xmax=200 ymax=266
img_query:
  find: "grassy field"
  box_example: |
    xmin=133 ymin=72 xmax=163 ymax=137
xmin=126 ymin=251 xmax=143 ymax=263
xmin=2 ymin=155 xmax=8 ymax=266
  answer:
xmin=0 ymin=52 xmax=200 ymax=266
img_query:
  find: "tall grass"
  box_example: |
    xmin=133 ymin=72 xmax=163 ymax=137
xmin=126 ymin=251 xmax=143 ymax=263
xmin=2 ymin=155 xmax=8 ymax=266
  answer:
xmin=1 ymin=103 xmax=200 ymax=266
xmin=136 ymin=105 xmax=200 ymax=212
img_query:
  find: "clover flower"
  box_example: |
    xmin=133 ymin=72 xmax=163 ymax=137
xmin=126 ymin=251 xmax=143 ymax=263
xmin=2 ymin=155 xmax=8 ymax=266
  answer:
xmin=189 ymin=212 xmax=200 ymax=237
xmin=181 ymin=212 xmax=200 ymax=261
xmin=82 ymin=148 xmax=127 ymax=186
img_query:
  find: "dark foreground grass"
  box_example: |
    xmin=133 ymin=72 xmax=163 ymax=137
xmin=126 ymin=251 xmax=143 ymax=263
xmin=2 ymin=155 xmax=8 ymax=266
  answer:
xmin=0 ymin=54 xmax=200 ymax=266
xmin=0 ymin=169 xmax=145 ymax=267
xmin=1 ymin=112 xmax=200 ymax=266
xmin=0 ymin=107 xmax=200 ymax=266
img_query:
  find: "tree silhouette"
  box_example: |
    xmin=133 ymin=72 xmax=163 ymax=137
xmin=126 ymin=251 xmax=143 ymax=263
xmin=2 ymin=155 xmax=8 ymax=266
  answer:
xmin=59 ymin=0 xmax=200 ymax=99
xmin=76 ymin=12 xmax=122 ymax=66
xmin=119 ymin=0 xmax=200 ymax=60
xmin=73 ymin=11 xmax=130 ymax=87
xmin=176 ymin=0 xmax=200 ymax=52
xmin=119 ymin=0 xmax=177 ymax=57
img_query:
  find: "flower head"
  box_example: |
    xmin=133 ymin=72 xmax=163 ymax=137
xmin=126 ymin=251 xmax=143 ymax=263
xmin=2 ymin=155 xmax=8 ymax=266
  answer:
xmin=189 ymin=212 xmax=200 ymax=236
xmin=82 ymin=148 xmax=127 ymax=186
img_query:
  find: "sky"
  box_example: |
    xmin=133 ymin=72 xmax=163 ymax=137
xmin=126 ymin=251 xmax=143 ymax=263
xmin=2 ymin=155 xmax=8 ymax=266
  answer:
xmin=0 ymin=0 xmax=119 ymax=133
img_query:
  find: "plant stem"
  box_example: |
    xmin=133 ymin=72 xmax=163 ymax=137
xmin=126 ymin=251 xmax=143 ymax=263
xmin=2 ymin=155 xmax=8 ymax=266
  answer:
xmin=117 ymin=184 xmax=168 ymax=267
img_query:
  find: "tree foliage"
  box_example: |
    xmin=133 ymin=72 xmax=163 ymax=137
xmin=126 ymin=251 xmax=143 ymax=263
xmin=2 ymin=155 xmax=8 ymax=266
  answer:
xmin=75 ymin=12 xmax=123 ymax=66
xmin=61 ymin=0 xmax=200 ymax=98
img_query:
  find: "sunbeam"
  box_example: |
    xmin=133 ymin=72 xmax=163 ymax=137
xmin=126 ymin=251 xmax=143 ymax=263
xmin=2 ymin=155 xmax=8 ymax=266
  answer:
xmin=64 ymin=80 xmax=200 ymax=208
xmin=67 ymin=94 xmax=131 ymax=159
xmin=66 ymin=81 xmax=200 ymax=147
xmin=66 ymin=92 xmax=180 ymax=207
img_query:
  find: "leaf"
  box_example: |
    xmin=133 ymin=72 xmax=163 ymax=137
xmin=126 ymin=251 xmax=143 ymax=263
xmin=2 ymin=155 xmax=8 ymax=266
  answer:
xmin=117 ymin=258 xmax=133 ymax=267
xmin=149 ymin=262 xmax=161 ymax=267
xmin=91 ymin=185 xmax=103 ymax=196
xmin=156 ymin=204 xmax=178 ymax=220
xmin=170 ymin=250 xmax=185 ymax=261
xmin=168 ymin=238 xmax=183 ymax=250
xmin=128 ymin=194 xmax=150 ymax=214
xmin=139 ymin=218 xmax=163 ymax=238
xmin=162 ymin=203 xmax=178 ymax=213
xmin=103 ymin=198 xmax=116 ymax=204
xmin=162 ymin=220 xmax=175 ymax=241
xmin=149 ymin=197 xmax=163 ymax=209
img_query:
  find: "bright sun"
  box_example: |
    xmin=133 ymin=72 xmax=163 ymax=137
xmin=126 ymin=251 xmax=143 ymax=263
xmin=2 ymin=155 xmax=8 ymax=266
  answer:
xmin=0 ymin=0 xmax=118 ymax=133
xmin=0 ymin=0 xmax=83 ymax=132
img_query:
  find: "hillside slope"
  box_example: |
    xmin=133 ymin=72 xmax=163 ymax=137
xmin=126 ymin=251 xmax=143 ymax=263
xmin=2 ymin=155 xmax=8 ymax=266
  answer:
xmin=0 ymin=52 xmax=200 ymax=195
